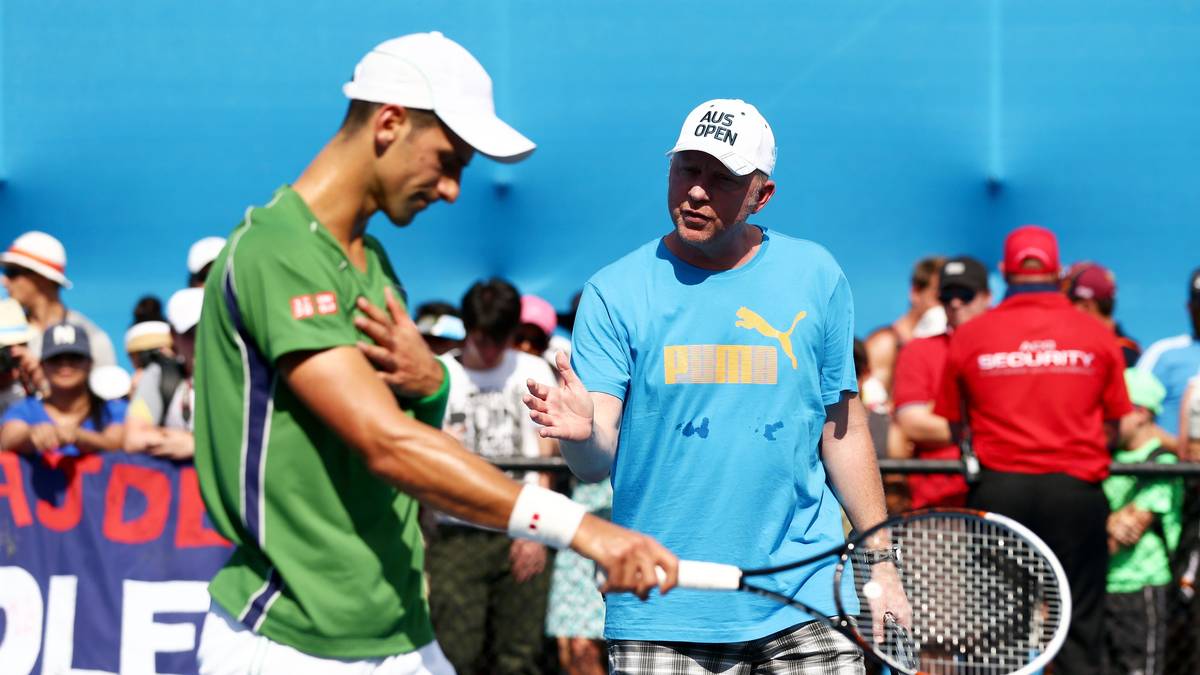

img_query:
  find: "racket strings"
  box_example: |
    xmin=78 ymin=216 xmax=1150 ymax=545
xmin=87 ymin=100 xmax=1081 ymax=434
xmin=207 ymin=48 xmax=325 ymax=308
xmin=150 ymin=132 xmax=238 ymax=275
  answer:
xmin=848 ymin=515 xmax=1064 ymax=673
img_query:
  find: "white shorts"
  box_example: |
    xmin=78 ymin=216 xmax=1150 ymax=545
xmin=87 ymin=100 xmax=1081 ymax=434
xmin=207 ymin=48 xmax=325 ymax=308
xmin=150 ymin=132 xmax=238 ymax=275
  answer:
xmin=197 ymin=601 xmax=456 ymax=675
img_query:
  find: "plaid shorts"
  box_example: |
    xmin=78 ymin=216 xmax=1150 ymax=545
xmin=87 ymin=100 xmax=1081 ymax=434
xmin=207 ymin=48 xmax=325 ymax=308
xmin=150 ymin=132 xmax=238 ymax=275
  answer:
xmin=608 ymin=620 xmax=865 ymax=674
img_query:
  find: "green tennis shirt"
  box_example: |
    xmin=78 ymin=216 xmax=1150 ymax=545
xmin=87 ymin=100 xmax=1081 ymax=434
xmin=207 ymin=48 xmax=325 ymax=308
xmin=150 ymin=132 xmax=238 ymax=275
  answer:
xmin=194 ymin=186 xmax=449 ymax=658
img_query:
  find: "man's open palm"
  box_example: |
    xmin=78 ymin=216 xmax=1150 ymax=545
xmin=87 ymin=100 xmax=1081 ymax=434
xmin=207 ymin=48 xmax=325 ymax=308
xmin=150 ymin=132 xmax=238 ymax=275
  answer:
xmin=524 ymin=351 xmax=594 ymax=442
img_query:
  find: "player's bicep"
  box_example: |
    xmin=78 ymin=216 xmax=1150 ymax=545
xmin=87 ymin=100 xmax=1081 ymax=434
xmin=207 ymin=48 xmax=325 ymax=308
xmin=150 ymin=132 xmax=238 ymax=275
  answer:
xmin=279 ymin=346 xmax=425 ymax=467
xmin=820 ymin=274 xmax=858 ymax=405
xmin=571 ymin=284 xmax=631 ymax=399
xmin=822 ymin=393 xmax=861 ymax=443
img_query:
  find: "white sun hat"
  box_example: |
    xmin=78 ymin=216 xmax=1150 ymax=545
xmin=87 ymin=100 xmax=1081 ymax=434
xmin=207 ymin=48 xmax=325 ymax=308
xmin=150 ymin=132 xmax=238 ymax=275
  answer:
xmin=0 ymin=298 xmax=35 ymax=347
xmin=667 ymin=99 xmax=777 ymax=176
xmin=1 ymin=231 xmax=73 ymax=288
xmin=167 ymin=288 xmax=205 ymax=334
xmin=342 ymin=32 xmax=535 ymax=163
xmin=125 ymin=321 xmax=173 ymax=353
xmin=89 ymin=365 xmax=132 ymax=401
xmin=187 ymin=236 xmax=226 ymax=275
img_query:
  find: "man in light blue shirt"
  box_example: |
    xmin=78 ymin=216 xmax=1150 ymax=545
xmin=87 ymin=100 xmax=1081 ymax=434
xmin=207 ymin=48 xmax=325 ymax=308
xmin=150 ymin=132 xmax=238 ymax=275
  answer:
xmin=524 ymin=99 xmax=905 ymax=674
xmin=1137 ymin=268 xmax=1200 ymax=438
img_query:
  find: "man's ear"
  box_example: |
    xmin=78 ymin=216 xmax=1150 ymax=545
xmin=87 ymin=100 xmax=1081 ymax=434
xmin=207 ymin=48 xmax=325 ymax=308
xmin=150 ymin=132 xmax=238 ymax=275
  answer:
xmin=751 ymin=178 xmax=777 ymax=213
xmin=373 ymin=104 xmax=412 ymax=156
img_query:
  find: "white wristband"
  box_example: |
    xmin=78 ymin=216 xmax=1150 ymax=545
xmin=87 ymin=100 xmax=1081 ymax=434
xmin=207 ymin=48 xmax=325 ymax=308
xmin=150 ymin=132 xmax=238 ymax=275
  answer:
xmin=507 ymin=485 xmax=587 ymax=550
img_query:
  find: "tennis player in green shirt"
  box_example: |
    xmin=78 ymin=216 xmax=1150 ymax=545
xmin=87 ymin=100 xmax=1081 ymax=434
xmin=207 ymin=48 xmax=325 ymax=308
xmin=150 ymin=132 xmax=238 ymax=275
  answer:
xmin=193 ymin=32 xmax=678 ymax=674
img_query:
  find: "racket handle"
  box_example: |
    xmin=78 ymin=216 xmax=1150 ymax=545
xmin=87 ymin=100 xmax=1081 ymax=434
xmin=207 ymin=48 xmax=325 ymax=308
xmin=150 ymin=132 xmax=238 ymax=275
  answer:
xmin=596 ymin=560 xmax=742 ymax=590
xmin=667 ymin=561 xmax=743 ymax=590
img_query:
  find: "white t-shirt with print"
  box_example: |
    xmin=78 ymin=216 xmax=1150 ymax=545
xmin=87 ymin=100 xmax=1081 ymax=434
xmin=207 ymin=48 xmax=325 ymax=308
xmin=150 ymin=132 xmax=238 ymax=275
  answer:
xmin=437 ymin=348 xmax=555 ymax=526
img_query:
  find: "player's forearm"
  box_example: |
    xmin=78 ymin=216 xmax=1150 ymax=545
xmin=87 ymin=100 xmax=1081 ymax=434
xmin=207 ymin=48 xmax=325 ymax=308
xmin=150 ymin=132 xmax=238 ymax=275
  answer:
xmin=123 ymin=416 xmax=159 ymax=452
xmin=0 ymin=423 xmax=35 ymax=455
xmin=823 ymin=397 xmax=891 ymax=547
xmin=895 ymin=404 xmax=952 ymax=445
xmin=560 ymin=435 xmax=616 ymax=482
xmin=370 ymin=422 xmax=524 ymax=529
xmin=393 ymin=359 xmax=450 ymax=427
xmin=559 ymin=392 xmax=622 ymax=481
xmin=283 ymin=346 xmax=531 ymax=530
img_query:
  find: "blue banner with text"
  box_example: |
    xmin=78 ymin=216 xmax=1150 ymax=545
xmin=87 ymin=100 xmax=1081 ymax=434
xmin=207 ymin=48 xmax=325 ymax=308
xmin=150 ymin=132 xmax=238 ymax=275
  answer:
xmin=0 ymin=451 xmax=230 ymax=674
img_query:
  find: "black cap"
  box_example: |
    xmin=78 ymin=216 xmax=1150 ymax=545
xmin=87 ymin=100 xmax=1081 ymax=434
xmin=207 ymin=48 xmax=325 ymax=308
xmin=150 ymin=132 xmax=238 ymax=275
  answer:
xmin=1190 ymin=267 xmax=1200 ymax=306
xmin=40 ymin=322 xmax=91 ymax=361
xmin=939 ymin=256 xmax=989 ymax=293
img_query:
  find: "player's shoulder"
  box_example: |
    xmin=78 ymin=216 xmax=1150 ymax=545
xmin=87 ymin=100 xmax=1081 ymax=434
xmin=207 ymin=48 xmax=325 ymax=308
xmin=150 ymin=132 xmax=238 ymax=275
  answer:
xmin=227 ymin=192 xmax=340 ymax=276
xmin=1138 ymin=334 xmax=1196 ymax=370
xmin=231 ymin=188 xmax=317 ymax=250
xmin=1 ymin=394 xmax=50 ymax=425
xmin=763 ymin=228 xmax=841 ymax=269
xmin=586 ymin=237 xmax=663 ymax=290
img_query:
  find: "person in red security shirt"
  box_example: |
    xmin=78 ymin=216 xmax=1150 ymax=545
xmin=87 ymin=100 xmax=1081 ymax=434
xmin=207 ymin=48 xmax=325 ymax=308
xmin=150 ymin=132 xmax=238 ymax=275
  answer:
xmin=934 ymin=225 xmax=1134 ymax=675
xmin=891 ymin=256 xmax=991 ymax=509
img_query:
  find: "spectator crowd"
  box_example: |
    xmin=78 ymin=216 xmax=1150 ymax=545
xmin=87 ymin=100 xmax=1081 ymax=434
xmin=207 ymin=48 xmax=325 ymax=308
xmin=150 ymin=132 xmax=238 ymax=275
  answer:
xmin=2 ymin=222 xmax=1199 ymax=675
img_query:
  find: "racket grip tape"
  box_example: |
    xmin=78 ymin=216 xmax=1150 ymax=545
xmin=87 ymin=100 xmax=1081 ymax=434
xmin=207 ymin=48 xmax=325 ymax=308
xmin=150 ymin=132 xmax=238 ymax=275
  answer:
xmin=596 ymin=560 xmax=743 ymax=591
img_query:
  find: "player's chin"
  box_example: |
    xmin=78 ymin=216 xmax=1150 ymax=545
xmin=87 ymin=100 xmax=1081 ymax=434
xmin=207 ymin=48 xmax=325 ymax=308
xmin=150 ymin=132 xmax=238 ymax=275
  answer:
xmin=673 ymin=223 xmax=716 ymax=246
xmin=384 ymin=206 xmax=419 ymax=228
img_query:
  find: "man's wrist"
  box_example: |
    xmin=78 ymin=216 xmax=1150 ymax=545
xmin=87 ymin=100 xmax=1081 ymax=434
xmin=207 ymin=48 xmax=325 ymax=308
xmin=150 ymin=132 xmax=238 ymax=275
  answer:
xmin=416 ymin=356 xmax=445 ymax=398
xmin=859 ymin=545 xmax=902 ymax=566
xmin=396 ymin=358 xmax=448 ymax=400
xmin=507 ymin=485 xmax=586 ymax=549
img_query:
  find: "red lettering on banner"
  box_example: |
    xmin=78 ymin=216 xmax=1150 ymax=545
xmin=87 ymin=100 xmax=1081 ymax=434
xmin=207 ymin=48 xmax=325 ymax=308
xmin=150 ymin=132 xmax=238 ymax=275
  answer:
xmin=0 ymin=452 xmax=33 ymax=527
xmin=103 ymin=464 xmax=171 ymax=543
xmin=175 ymin=467 xmax=231 ymax=548
xmin=36 ymin=455 xmax=102 ymax=532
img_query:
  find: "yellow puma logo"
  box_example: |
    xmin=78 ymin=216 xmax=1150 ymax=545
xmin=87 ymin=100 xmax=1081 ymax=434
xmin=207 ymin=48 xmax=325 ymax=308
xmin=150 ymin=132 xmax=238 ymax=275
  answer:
xmin=735 ymin=307 xmax=807 ymax=369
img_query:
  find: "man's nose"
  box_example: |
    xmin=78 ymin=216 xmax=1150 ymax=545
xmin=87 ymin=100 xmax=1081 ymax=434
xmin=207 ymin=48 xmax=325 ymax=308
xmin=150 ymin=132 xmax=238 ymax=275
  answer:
xmin=438 ymin=175 xmax=461 ymax=204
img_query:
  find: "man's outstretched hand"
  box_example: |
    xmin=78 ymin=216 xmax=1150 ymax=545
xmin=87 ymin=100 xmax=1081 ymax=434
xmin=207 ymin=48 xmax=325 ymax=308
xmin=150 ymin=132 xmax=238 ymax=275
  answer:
xmin=524 ymin=351 xmax=594 ymax=442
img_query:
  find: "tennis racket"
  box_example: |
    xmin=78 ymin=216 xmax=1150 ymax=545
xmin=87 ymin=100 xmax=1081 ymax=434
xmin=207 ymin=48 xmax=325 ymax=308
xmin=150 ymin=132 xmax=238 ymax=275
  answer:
xmin=614 ymin=508 xmax=1071 ymax=675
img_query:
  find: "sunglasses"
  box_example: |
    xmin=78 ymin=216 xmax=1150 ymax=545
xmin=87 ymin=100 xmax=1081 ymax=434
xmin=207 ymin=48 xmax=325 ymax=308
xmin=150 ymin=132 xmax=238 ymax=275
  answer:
xmin=3 ymin=265 xmax=29 ymax=279
xmin=939 ymin=286 xmax=978 ymax=305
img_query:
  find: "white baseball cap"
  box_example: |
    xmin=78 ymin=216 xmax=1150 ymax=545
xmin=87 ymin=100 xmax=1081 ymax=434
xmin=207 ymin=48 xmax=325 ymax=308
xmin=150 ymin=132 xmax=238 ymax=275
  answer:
xmin=167 ymin=287 xmax=205 ymax=334
xmin=1 ymin=231 xmax=72 ymax=288
xmin=342 ymin=32 xmax=535 ymax=163
xmin=187 ymin=236 xmax=226 ymax=275
xmin=416 ymin=313 xmax=466 ymax=340
xmin=667 ymin=99 xmax=776 ymax=176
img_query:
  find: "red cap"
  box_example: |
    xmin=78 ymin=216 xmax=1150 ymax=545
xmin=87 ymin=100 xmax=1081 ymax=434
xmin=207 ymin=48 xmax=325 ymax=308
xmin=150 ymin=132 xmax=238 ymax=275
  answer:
xmin=1066 ymin=262 xmax=1116 ymax=302
xmin=1002 ymin=225 xmax=1060 ymax=274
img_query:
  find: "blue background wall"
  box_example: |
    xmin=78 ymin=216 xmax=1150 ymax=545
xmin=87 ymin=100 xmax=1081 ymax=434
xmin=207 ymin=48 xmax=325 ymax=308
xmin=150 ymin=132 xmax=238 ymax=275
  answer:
xmin=3 ymin=1 xmax=1199 ymax=367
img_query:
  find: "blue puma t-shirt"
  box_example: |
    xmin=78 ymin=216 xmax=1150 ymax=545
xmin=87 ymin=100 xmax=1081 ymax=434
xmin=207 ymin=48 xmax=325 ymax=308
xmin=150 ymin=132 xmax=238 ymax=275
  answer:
xmin=572 ymin=227 xmax=859 ymax=643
